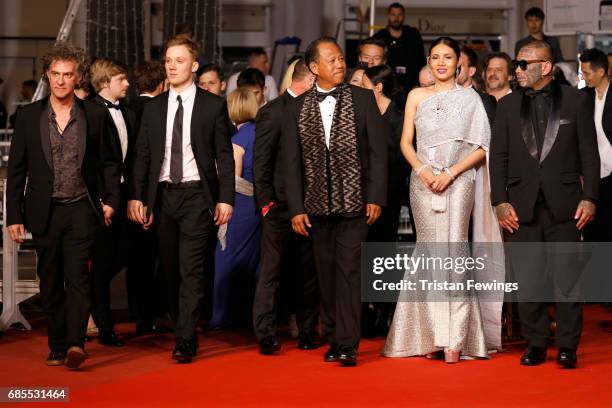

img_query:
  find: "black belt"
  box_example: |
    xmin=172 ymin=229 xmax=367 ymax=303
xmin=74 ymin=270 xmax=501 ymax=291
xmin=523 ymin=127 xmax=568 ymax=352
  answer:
xmin=159 ymin=181 xmax=200 ymax=190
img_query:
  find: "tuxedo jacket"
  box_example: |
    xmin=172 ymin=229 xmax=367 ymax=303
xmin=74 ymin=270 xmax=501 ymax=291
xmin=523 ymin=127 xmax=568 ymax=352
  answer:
xmin=281 ymin=85 xmax=388 ymax=217
xmin=253 ymin=91 xmax=292 ymax=209
xmin=6 ymin=97 xmax=121 ymax=234
xmin=476 ymin=89 xmax=497 ymax=128
xmin=583 ymin=86 xmax=612 ymax=147
xmin=130 ymin=87 xmax=234 ymax=212
xmin=490 ymin=83 xmax=600 ymax=223
xmin=92 ymin=95 xmax=137 ymax=187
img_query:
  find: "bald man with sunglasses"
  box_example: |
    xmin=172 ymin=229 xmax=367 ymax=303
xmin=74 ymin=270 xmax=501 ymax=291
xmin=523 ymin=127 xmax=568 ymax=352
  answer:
xmin=490 ymin=41 xmax=600 ymax=369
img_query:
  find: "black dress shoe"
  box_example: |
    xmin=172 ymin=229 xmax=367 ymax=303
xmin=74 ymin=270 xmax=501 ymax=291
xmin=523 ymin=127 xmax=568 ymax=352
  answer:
xmin=259 ymin=337 xmax=281 ymax=355
xmin=557 ymin=348 xmax=577 ymax=369
xmin=323 ymin=345 xmax=339 ymax=362
xmin=338 ymin=347 xmax=358 ymax=367
xmin=46 ymin=351 xmax=66 ymax=366
xmin=297 ymin=334 xmax=320 ymax=350
xmin=136 ymin=322 xmax=156 ymax=334
xmin=172 ymin=339 xmax=197 ymax=363
xmin=99 ymin=332 xmax=124 ymax=347
xmin=520 ymin=347 xmax=547 ymax=366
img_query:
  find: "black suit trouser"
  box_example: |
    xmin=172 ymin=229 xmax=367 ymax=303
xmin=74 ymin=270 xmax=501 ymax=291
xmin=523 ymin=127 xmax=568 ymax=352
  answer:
xmin=91 ymin=191 xmax=158 ymax=333
xmin=252 ymin=205 xmax=319 ymax=340
xmin=33 ymin=199 xmax=98 ymax=352
xmin=310 ymin=215 xmax=368 ymax=349
xmin=156 ymin=185 xmax=215 ymax=341
xmin=505 ymin=200 xmax=582 ymax=350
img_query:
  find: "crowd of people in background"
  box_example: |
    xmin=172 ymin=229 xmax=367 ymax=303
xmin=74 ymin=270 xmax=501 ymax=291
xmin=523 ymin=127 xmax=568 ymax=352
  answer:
xmin=4 ymin=3 xmax=611 ymax=370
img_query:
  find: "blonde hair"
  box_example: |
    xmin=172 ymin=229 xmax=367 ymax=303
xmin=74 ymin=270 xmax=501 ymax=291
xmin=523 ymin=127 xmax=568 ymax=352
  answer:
xmin=164 ymin=36 xmax=201 ymax=61
xmin=279 ymin=59 xmax=298 ymax=95
xmin=90 ymin=58 xmax=127 ymax=92
xmin=227 ymin=88 xmax=259 ymax=125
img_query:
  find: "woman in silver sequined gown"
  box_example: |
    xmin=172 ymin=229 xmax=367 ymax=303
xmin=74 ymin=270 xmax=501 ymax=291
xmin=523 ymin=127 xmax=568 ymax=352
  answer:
xmin=381 ymin=37 xmax=503 ymax=362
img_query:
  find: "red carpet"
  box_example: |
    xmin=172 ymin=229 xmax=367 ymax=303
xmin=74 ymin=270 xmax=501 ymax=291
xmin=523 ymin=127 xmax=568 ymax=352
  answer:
xmin=1 ymin=305 xmax=611 ymax=407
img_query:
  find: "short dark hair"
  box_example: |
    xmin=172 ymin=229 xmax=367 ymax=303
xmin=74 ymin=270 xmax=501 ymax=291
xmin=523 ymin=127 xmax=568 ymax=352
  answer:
xmin=41 ymin=42 xmax=89 ymax=84
xmin=525 ymin=7 xmax=545 ymax=20
xmin=135 ymin=60 xmax=166 ymax=93
xmin=364 ymin=64 xmax=396 ymax=98
xmin=388 ymin=2 xmax=405 ymax=13
xmin=483 ymin=52 xmax=513 ymax=76
xmin=197 ymin=63 xmax=224 ymax=82
xmin=237 ymin=67 xmax=265 ymax=90
xmin=359 ymin=37 xmax=388 ymax=57
xmin=580 ymin=48 xmax=609 ymax=74
xmin=429 ymin=37 xmax=461 ymax=60
xmin=291 ymin=58 xmax=310 ymax=81
xmin=461 ymin=46 xmax=478 ymax=68
xmin=304 ymin=36 xmax=341 ymax=73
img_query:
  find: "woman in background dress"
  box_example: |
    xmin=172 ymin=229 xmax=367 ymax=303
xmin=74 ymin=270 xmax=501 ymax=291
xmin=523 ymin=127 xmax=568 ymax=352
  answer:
xmin=210 ymin=88 xmax=261 ymax=329
xmin=382 ymin=37 xmax=503 ymax=363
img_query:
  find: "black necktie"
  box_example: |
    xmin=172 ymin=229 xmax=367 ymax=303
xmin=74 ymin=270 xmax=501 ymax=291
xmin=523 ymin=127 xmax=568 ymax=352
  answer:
xmin=170 ymin=95 xmax=183 ymax=184
xmin=316 ymin=88 xmax=340 ymax=103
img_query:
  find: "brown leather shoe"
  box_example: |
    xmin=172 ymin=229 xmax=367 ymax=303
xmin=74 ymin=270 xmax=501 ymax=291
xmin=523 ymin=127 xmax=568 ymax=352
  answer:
xmin=46 ymin=351 xmax=66 ymax=366
xmin=65 ymin=346 xmax=87 ymax=369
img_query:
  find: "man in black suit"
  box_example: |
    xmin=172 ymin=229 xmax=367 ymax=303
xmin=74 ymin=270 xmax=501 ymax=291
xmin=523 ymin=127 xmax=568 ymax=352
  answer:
xmin=88 ymin=58 xmax=138 ymax=346
xmin=252 ymin=58 xmax=319 ymax=355
xmin=372 ymin=2 xmax=425 ymax=93
xmin=579 ymin=49 xmax=612 ymax=246
xmin=126 ymin=60 xmax=167 ymax=333
xmin=128 ymin=36 xmax=234 ymax=363
xmin=282 ymin=37 xmax=387 ymax=366
xmin=490 ymin=41 xmax=600 ymax=369
xmin=6 ymin=43 xmax=121 ymax=369
xmin=458 ymin=46 xmax=497 ymax=127
xmin=579 ymin=48 xmax=612 ymax=310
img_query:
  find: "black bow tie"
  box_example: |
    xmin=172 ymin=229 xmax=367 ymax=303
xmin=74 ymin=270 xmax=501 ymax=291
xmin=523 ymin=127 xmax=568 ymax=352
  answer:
xmin=316 ymin=88 xmax=340 ymax=102
xmin=524 ymin=87 xmax=552 ymax=99
xmin=106 ymin=102 xmax=120 ymax=110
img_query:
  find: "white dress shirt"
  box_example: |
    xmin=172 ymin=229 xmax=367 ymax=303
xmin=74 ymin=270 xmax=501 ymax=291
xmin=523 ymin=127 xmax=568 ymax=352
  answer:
xmin=316 ymin=84 xmax=337 ymax=148
xmin=159 ymin=82 xmax=200 ymax=182
xmin=106 ymin=101 xmax=128 ymax=182
xmin=594 ymin=82 xmax=612 ymax=178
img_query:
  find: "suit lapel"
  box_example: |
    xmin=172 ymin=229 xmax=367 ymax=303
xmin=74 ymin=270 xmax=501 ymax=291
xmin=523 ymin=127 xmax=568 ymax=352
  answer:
xmin=520 ymin=91 xmax=539 ymax=161
xmin=190 ymin=89 xmax=201 ymax=156
xmin=74 ymin=99 xmax=87 ymax=166
xmin=39 ymin=98 xmax=53 ymax=170
xmin=160 ymin=91 xmax=169 ymax=150
xmin=539 ymin=83 xmax=562 ymax=163
xmin=603 ymin=85 xmax=612 ymax=146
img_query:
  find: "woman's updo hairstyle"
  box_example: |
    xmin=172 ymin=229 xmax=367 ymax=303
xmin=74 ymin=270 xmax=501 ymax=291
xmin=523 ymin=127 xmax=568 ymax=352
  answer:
xmin=428 ymin=36 xmax=461 ymax=60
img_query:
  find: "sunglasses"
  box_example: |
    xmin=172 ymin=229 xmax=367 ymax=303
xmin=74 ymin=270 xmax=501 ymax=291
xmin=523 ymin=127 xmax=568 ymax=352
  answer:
xmin=513 ymin=59 xmax=548 ymax=71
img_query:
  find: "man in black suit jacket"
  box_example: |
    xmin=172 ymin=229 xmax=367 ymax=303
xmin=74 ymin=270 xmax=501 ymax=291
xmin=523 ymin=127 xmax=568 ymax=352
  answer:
xmin=372 ymin=2 xmax=425 ymax=93
xmin=282 ymin=37 xmax=387 ymax=366
xmin=89 ymin=58 xmax=138 ymax=347
xmin=252 ymin=58 xmax=319 ymax=355
xmin=490 ymin=41 xmax=600 ymax=369
xmin=579 ymin=49 xmax=612 ymax=247
xmin=458 ymin=46 xmax=497 ymax=126
xmin=6 ymin=43 xmax=121 ymax=369
xmin=126 ymin=60 xmax=167 ymax=332
xmin=128 ymin=37 xmax=234 ymax=363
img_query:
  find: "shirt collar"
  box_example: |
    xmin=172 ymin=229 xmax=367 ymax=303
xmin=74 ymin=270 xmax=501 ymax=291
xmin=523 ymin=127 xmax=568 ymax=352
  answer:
xmin=286 ymin=88 xmax=297 ymax=98
xmin=169 ymin=82 xmax=197 ymax=103
xmin=596 ymin=82 xmax=610 ymax=102
xmin=316 ymin=83 xmax=337 ymax=93
xmin=140 ymin=93 xmax=155 ymax=98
